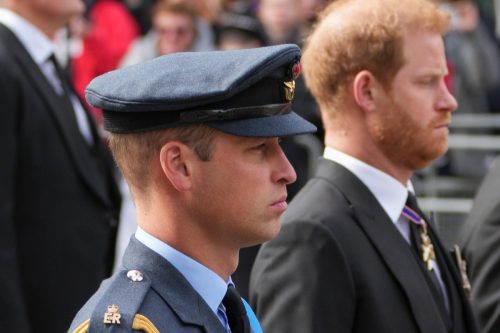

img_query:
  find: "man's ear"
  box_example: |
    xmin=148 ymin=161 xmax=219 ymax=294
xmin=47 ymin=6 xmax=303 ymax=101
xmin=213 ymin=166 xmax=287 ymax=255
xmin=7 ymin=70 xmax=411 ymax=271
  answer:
xmin=159 ymin=142 xmax=193 ymax=192
xmin=353 ymin=70 xmax=377 ymax=112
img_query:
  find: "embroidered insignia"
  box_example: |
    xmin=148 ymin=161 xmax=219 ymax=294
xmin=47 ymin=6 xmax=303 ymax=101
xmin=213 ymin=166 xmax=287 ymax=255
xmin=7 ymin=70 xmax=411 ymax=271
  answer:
xmin=283 ymin=61 xmax=301 ymax=102
xmin=103 ymin=304 xmax=121 ymax=325
xmin=284 ymin=80 xmax=296 ymax=102
xmin=453 ymin=245 xmax=472 ymax=296
xmin=420 ymin=224 xmax=436 ymax=271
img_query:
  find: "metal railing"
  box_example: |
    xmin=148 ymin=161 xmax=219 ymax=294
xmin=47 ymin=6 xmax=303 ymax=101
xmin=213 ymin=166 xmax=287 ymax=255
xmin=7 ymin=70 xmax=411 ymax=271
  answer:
xmin=417 ymin=113 xmax=500 ymax=214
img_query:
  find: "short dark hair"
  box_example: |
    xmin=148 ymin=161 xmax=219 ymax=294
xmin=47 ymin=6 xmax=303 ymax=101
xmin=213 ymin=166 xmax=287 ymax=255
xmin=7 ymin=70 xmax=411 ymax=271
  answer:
xmin=109 ymin=124 xmax=216 ymax=195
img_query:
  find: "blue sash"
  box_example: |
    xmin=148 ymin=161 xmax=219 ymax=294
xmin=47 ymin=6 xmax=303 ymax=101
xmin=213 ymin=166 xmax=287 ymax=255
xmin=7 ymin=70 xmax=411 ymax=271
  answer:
xmin=241 ymin=298 xmax=263 ymax=333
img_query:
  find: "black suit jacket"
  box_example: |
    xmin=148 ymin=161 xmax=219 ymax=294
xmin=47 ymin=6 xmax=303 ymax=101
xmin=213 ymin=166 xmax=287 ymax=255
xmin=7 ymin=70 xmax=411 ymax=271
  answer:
xmin=0 ymin=24 xmax=121 ymax=332
xmin=461 ymin=157 xmax=500 ymax=333
xmin=250 ymin=158 xmax=477 ymax=333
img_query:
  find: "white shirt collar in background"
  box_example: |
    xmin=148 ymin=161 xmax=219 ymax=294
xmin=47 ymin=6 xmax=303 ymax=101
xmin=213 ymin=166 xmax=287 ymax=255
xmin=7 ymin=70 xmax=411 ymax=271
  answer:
xmin=0 ymin=8 xmax=52 ymax=65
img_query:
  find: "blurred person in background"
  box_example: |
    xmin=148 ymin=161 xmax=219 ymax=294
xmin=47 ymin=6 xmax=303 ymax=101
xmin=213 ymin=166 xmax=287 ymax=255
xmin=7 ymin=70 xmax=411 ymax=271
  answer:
xmin=460 ymin=155 xmax=500 ymax=333
xmin=170 ymin=0 xmax=220 ymax=51
xmin=123 ymin=0 xmax=154 ymax=35
xmin=70 ymin=0 xmax=140 ymax=122
xmin=216 ymin=10 xmax=267 ymax=50
xmin=297 ymin=0 xmax=326 ymax=36
xmin=0 ymin=0 xmax=121 ymax=331
xmin=257 ymin=0 xmax=302 ymax=45
xmin=473 ymin=0 xmax=500 ymax=115
xmin=437 ymin=0 xmax=500 ymax=177
xmin=120 ymin=0 xmax=199 ymax=67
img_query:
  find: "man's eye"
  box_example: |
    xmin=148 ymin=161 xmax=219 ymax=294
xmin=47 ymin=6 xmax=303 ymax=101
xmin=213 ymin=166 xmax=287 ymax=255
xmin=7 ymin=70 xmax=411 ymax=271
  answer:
xmin=254 ymin=143 xmax=267 ymax=150
xmin=419 ymin=78 xmax=437 ymax=86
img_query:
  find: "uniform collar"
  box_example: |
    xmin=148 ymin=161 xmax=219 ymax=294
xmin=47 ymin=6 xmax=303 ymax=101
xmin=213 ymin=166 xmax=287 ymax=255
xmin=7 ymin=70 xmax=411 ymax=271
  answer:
xmin=0 ymin=8 xmax=53 ymax=65
xmin=323 ymin=146 xmax=413 ymax=224
xmin=135 ymin=227 xmax=228 ymax=316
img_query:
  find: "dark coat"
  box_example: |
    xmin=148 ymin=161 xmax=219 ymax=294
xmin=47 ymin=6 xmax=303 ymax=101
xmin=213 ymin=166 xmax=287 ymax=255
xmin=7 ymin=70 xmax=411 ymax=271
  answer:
xmin=0 ymin=23 xmax=121 ymax=332
xmin=250 ymin=158 xmax=478 ymax=333
xmin=461 ymin=157 xmax=500 ymax=333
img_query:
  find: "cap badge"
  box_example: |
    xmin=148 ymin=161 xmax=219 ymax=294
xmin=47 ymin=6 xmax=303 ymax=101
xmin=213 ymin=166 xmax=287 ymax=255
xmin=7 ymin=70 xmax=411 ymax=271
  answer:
xmin=284 ymin=62 xmax=301 ymax=102
xmin=284 ymin=80 xmax=296 ymax=102
xmin=103 ymin=304 xmax=121 ymax=325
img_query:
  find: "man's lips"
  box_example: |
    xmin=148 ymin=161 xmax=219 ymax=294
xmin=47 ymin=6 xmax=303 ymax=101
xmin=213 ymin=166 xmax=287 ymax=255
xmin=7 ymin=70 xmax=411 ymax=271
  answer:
xmin=271 ymin=195 xmax=288 ymax=211
xmin=435 ymin=123 xmax=449 ymax=129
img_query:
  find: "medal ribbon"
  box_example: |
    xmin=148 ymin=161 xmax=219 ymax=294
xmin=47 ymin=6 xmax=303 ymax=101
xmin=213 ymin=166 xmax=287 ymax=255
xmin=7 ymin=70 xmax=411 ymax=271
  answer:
xmin=401 ymin=205 xmax=426 ymax=226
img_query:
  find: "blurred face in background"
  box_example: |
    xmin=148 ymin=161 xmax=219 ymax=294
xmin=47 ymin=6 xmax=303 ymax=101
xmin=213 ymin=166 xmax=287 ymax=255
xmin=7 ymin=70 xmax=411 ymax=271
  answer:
xmin=299 ymin=0 xmax=325 ymax=23
xmin=258 ymin=0 xmax=299 ymax=40
xmin=154 ymin=11 xmax=196 ymax=55
xmin=6 ymin=0 xmax=85 ymax=36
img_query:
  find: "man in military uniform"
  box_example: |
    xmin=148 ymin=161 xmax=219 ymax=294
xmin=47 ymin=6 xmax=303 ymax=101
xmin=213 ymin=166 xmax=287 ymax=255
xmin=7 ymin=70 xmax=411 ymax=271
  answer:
xmin=68 ymin=44 xmax=316 ymax=333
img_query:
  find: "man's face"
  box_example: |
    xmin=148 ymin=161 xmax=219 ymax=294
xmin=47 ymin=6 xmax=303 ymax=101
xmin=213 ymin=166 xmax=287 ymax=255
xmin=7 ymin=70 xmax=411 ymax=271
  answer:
xmin=370 ymin=28 xmax=457 ymax=171
xmin=154 ymin=12 xmax=195 ymax=55
xmin=188 ymin=131 xmax=296 ymax=250
xmin=258 ymin=0 xmax=299 ymax=32
xmin=29 ymin=0 xmax=84 ymax=25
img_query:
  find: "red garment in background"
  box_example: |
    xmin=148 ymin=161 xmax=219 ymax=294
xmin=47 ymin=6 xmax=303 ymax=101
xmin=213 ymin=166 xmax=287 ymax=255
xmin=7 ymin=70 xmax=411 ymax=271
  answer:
xmin=72 ymin=0 xmax=139 ymax=122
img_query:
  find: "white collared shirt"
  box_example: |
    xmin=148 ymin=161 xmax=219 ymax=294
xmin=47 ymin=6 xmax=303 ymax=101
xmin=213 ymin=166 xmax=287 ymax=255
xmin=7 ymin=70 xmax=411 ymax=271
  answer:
xmin=0 ymin=8 xmax=93 ymax=145
xmin=324 ymin=146 xmax=412 ymax=239
xmin=135 ymin=227 xmax=228 ymax=321
xmin=323 ymin=147 xmax=449 ymax=310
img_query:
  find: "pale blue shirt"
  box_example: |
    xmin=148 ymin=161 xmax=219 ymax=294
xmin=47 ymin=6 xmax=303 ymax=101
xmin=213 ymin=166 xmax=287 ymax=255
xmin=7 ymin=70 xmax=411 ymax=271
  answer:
xmin=323 ymin=147 xmax=449 ymax=311
xmin=135 ymin=227 xmax=228 ymax=324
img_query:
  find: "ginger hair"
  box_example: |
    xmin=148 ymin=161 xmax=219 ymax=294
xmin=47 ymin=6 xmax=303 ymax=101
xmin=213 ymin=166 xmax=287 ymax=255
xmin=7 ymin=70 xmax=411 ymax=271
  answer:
xmin=302 ymin=0 xmax=449 ymax=120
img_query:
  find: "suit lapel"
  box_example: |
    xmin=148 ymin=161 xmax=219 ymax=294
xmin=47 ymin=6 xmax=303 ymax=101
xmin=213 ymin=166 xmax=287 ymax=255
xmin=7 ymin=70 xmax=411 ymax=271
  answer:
xmin=429 ymin=224 xmax=477 ymax=333
xmin=316 ymin=159 xmax=448 ymax=333
xmin=0 ymin=24 xmax=110 ymax=205
xmin=124 ymin=238 xmax=226 ymax=333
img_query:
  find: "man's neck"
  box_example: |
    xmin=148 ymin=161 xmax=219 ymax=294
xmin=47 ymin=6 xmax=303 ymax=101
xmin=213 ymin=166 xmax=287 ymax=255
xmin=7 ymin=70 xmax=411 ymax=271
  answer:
xmin=5 ymin=3 xmax=60 ymax=38
xmin=325 ymin=135 xmax=412 ymax=185
xmin=136 ymin=211 xmax=239 ymax=282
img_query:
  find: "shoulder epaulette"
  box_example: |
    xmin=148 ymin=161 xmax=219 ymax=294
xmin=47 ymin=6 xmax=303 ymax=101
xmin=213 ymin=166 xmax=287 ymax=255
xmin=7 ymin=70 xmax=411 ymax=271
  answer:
xmin=71 ymin=269 xmax=158 ymax=333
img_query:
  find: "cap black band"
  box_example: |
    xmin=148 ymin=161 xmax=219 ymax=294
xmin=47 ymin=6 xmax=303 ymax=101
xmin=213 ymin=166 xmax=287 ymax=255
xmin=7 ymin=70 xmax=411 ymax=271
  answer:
xmin=179 ymin=103 xmax=291 ymax=123
xmin=103 ymin=103 xmax=292 ymax=133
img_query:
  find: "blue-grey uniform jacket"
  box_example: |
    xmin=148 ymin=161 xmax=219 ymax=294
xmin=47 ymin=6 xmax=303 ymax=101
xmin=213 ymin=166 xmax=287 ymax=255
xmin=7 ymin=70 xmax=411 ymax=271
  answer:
xmin=69 ymin=237 xmax=237 ymax=332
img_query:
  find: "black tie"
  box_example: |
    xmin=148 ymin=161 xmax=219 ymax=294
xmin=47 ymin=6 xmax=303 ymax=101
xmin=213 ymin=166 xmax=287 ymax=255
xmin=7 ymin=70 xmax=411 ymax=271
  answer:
xmin=48 ymin=53 xmax=72 ymax=95
xmin=222 ymin=286 xmax=250 ymax=333
xmin=47 ymin=54 xmax=95 ymax=146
